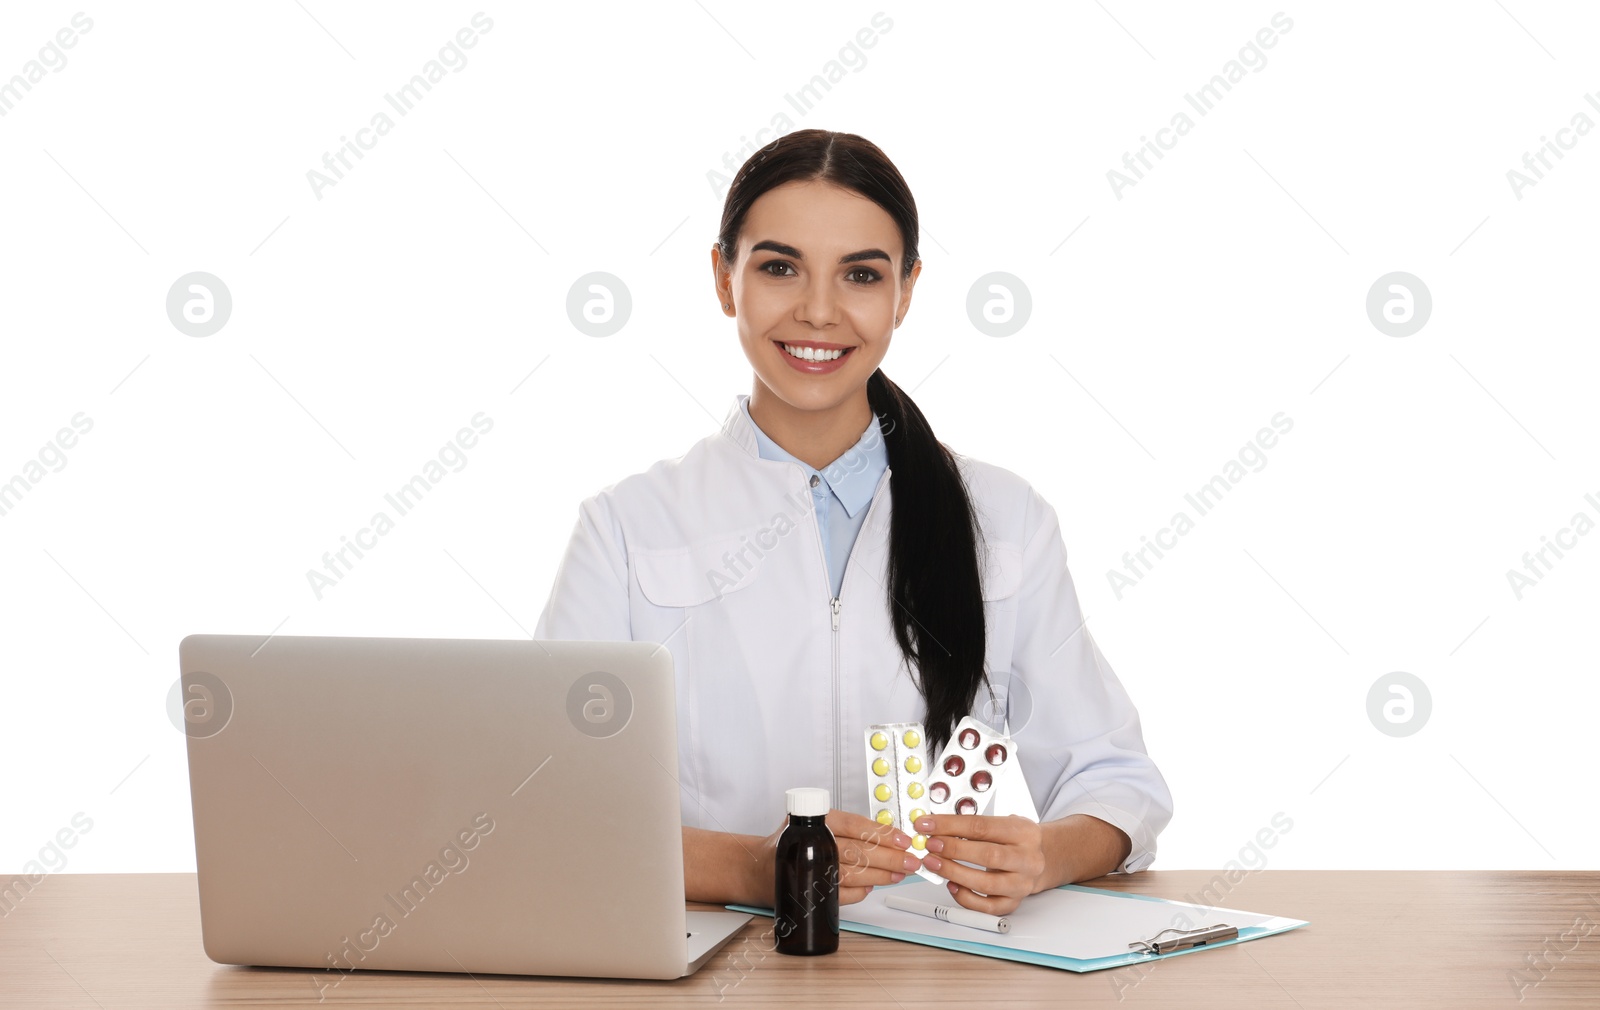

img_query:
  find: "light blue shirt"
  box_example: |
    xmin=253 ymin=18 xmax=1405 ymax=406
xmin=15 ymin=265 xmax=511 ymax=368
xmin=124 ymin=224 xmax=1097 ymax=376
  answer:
xmin=736 ymin=394 xmax=889 ymax=600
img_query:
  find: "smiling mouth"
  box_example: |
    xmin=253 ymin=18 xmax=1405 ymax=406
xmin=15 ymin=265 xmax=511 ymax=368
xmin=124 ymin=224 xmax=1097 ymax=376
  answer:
xmin=777 ymin=342 xmax=855 ymax=362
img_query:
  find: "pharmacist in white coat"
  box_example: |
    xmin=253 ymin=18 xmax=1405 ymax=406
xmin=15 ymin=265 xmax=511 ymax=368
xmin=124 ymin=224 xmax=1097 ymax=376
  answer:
xmin=534 ymin=129 xmax=1172 ymax=916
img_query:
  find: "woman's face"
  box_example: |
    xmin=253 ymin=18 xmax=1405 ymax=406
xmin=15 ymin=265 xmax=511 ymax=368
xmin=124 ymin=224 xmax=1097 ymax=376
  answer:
xmin=717 ymin=179 xmax=918 ymax=413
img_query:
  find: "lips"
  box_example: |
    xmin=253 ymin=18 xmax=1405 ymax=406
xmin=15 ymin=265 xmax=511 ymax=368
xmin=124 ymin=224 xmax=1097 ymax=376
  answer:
xmin=774 ymin=340 xmax=855 ymax=374
xmin=777 ymin=341 xmax=854 ymax=359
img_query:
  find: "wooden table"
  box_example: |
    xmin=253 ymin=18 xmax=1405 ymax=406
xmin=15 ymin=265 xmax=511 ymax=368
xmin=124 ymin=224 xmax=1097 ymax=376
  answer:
xmin=2 ymin=871 xmax=1596 ymax=1007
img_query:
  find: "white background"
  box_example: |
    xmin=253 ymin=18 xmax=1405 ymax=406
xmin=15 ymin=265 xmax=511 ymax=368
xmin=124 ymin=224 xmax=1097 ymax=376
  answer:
xmin=2 ymin=1 xmax=1595 ymax=876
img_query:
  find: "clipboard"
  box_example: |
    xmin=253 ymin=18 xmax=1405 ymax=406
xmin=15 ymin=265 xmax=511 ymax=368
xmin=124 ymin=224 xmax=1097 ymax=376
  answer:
xmin=728 ymin=878 xmax=1308 ymax=973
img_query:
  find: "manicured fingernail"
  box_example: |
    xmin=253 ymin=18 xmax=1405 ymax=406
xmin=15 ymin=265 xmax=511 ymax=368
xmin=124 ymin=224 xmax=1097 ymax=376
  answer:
xmin=925 ymin=837 xmax=944 ymax=854
xmin=892 ymin=831 xmax=911 ymax=848
xmin=902 ymin=853 xmax=921 ymax=871
xmin=922 ymin=855 xmax=942 ymax=872
xmin=914 ymin=817 xmax=933 ymax=832
xmin=890 ymin=872 xmax=905 ymax=882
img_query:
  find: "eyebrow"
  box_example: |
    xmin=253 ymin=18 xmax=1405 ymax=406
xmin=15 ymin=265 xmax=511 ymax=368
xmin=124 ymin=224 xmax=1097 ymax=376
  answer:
xmin=750 ymin=240 xmax=892 ymax=266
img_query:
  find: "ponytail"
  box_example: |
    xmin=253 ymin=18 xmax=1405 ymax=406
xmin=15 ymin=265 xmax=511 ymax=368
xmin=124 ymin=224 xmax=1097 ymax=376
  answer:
xmin=867 ymin=369 xmax=990 ymax=757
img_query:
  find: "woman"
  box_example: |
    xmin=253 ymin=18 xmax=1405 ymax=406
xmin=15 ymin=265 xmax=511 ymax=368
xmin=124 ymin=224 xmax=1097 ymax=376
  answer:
xmin=533 ymin=129 xmax=1172 ymax=916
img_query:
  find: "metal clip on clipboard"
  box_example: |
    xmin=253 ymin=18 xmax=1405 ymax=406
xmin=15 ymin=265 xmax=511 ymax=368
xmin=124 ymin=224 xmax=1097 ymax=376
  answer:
xmin=1128 ymin=923 xmax=1239 ymax=955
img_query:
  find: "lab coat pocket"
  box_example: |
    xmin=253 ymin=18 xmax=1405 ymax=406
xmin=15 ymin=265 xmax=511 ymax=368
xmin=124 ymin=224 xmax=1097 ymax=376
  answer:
xmin=633 ymin=537 xmax=760 ymax=608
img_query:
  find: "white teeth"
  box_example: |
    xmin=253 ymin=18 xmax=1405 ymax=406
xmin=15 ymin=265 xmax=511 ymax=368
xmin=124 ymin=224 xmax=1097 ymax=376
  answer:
xmin=782 ymin=343 xmax=845 ymax=362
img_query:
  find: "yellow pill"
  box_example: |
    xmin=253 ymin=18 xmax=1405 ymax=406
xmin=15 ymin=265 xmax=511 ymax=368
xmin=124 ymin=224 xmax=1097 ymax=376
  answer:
xmin=876 ymin=809 xmax=894 ymax=825
xmin=906 ymin=781 xmax=925 ymax=799
xmin=872 ymin=757 xmax=890 ymax=777
xmin=902 ymin=729 xmax=921 ymax=748
xmin=870 ymin=731 xmax=889 ymax=751
xmin=908 ymin=808 xmax=926 ymax=823
xmin=911 ymin=834 xmax=926 ymax=850
xmin=874 ymin=783 xmax=892 ymax=802
xmin=904 ymin=755 xmax=922 ymax=774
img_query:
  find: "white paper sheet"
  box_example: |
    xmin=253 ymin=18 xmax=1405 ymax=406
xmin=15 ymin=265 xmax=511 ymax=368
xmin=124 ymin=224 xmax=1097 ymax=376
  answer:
xmin=845 ymin=879 xmax=1301 ymax=961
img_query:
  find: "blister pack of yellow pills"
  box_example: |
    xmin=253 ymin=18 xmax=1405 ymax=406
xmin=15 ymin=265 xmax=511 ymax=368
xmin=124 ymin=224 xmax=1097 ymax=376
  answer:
xmin=862 ymin=722 xmax=942 ymax=881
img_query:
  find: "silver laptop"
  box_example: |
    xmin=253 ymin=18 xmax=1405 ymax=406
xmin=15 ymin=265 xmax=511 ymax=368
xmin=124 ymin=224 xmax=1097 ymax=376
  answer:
xmin=178 ymin=634 xmax=751 ymax=982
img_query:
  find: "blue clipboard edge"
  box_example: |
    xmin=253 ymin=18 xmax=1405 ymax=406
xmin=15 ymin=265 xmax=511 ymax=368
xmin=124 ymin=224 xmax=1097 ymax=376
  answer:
xmin=726 ymin=881 xmax=1309 ymax=974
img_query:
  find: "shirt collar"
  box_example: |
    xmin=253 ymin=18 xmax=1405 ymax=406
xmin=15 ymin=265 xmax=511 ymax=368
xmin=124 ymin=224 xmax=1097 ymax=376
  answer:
xmin=724 ymin=393 xmax=889 ymax=519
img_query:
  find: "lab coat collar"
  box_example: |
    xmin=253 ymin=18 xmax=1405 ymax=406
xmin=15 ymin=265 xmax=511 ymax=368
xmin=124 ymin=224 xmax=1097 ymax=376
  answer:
xmin=718 ymin=395 xmax=762 ymax=458
xmin=723 ymin=393 xmax=888 ymax=519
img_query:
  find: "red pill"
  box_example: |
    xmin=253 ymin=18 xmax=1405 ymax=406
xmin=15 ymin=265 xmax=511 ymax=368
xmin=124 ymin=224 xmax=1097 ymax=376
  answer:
xmin=929 ymin=781 xmax=950 ymax=803
xmin=971 ymin=770 xmax=992 ymax=792
xmin=943 ymin=755 xmax=965 ymax=776
xmin=986 ymin=743 xmax=1007 ymax=765
xmin=956 ymin=797 xmax=977 ymax=816
xmin=959 ymin=728 xmax=980 ymax=749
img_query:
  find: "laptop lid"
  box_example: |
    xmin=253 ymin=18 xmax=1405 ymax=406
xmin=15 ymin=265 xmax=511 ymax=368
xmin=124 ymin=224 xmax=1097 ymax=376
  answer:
xmin=179 ymin=634 xmax=720 ymax=981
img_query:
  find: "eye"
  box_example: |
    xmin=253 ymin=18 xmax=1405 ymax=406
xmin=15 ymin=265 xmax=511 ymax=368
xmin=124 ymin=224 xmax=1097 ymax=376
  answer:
xmin=759 ymin=260 xmax=796 ymax=277
xmin=847 ymin=267 xmax=882 ymax=285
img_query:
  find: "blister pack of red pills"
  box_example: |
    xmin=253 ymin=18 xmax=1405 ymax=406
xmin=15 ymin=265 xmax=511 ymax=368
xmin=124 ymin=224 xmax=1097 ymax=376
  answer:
xmin=922 ymin=716 xmax=1015 ymax=819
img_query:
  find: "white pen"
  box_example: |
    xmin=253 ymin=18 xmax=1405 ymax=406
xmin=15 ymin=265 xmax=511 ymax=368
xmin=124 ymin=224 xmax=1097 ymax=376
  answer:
xmin=885 ymin=894 xmax=1010 ymax=934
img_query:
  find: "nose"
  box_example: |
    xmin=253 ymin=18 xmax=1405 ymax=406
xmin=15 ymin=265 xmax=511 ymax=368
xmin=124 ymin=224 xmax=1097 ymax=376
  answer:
xmin=794 ymin=276 xmax=840 ymax=328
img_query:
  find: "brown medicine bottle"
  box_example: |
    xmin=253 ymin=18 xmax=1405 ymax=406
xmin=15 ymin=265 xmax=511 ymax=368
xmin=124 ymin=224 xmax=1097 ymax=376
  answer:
xmin=773 ymin=787 xmax=839 ymax=955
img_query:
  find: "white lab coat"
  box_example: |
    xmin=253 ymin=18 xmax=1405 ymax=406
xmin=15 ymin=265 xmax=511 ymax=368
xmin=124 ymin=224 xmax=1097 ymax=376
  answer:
xmin=534 ymin=397 xmax=1173 ymax=873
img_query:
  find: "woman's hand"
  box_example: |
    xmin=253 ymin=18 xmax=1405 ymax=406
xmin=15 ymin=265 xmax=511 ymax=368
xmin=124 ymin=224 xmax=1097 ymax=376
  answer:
xmin=827 ymin=810 xmax=915 ymax=904
xmin=753 ymin=809 xmax=914 ymax=906
xmin=912 ymin=813 xmax=1047 ymax=915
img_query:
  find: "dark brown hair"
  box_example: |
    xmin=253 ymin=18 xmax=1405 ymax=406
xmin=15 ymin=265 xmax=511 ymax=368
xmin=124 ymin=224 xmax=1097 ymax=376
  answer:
xmin=716 ymin=129 xmax=990 ymax=757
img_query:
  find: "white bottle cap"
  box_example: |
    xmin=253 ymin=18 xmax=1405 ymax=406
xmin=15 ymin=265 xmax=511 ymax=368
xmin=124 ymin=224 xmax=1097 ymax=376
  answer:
xmin=786 ymin=787 xmax=829 ymax=817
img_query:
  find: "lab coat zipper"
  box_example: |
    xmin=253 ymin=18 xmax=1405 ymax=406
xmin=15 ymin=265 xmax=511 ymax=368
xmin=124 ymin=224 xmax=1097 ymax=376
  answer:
xmin=821 ymin=468 xmax=891 ymax=814
xmin=831 ymin=596 xmax=842 ymax=809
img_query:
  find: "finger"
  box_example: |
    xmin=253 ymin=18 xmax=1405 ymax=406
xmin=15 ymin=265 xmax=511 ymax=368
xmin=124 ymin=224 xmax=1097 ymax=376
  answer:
xmin=920 ymin=853 xmax=1028 ymax=902
xmin=842 ymin=841 xmax=925 ymax=880
xmin=913 ymin=813 xmax=1022 ymax=843
xmin=829 ymin=812 xmax=914 ymax=872
xmin=926 ymin=833 xmax=1018 ymax=873
xmin=838 ymin=862 xmax=906 ymax=905
xmin=829 ymin=809 xmax=911 ymax=849
xmin=838 ymin=865 xmax=906 ymax=890
xmin=828 ymin=809 xmax=897 ymax=841
xmin=836 ymin=833 xmax=918 ymax=873
xmin=945 ymin=879 xmax=1023 ymax=916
